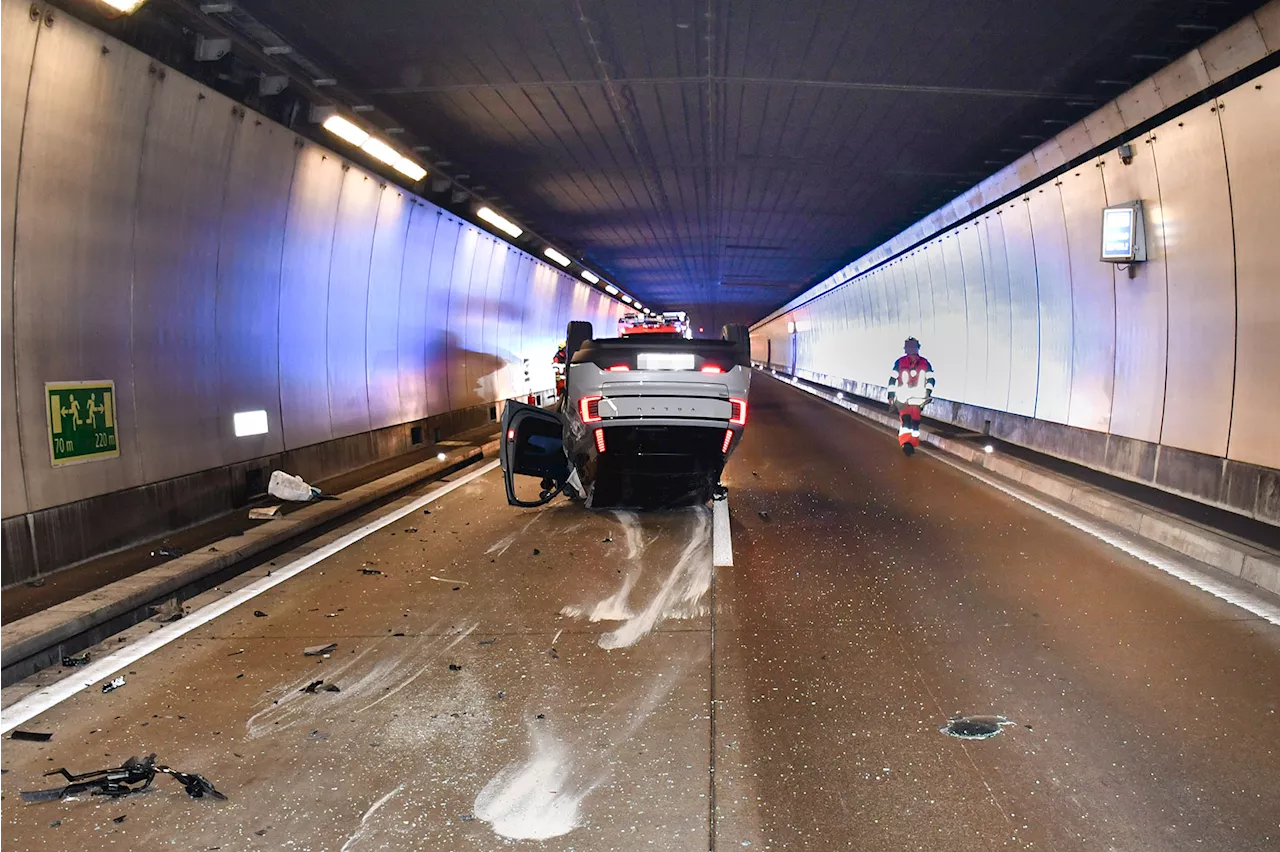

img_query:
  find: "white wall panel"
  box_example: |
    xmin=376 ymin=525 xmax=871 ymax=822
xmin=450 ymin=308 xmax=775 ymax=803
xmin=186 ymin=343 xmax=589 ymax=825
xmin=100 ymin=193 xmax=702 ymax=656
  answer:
xmin=468 ymin=237 xmax=501 ymax=405
xmin=12 ymin=24 xmax=151 ymax=510
xmin=278 ymin=146 xmax=343 ymax=449
xmin=979 ymin=215 xmax=1013 ymax=412
xmin=1 ymin=0 xmax=39 ymax=516
xmin=423 ymin=214 xmax=458 ymax=416
xmin=214 ymin=115 xmax=294 ymax=464
xmin=1001 ymin=200 xmax=1040 ymax=416
xmin=1154 ymin=101 xmax=1235 ymax=456
xmin=396 ymin=204 xmax=438 ymax=422
xmin=1059 ymin=165 xmax=1115 ymax=432
xmin=958 ymin=224 xmax=988 ymax=407
xmin=1026 ymin=187 xmax=1072 ymax=423
xmin=938 ymin=235 xmax=969 ymax=401
xmin=1100 ymin=136 xmax=1168 ymax=443
xmin=494 ymin=250 xmax=526 ymax=400
xmin=131 ymin=73 xmax=235 ymax=482
xmin=525 ymin=262 xmax=559 ymax=392
xmin=325 ymin=168 xmax=379 ymax=440
xmin=366 ymin=186 xmax=411 ymax=430
xmin=445 ymin=225 xmax=479 ymax=411
xmin=1220 ymin=70 xmax=1280 ymax=467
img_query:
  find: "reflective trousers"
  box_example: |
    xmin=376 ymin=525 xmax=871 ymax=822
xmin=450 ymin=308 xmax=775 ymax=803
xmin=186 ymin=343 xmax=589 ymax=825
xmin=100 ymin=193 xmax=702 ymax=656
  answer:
xmin=897 ymin=405 xmax=922 ymax=447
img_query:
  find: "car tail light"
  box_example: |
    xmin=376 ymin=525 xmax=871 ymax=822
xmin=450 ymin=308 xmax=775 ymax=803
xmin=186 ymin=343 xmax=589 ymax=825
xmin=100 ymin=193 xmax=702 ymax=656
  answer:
xmin=594 ymin=428 xmax=607 ymax=453
xmin=721 ymin=429 xmax=733 ymax=453
xmin=729 ymin=398 xmax=747 ymax=425
xmin=579 ymin=396 xmax=603 ymax=423
xmin=700 ymin=365 xmax=723 ymax=374
xmin=607 ymin=365 xmax=630 ymax=372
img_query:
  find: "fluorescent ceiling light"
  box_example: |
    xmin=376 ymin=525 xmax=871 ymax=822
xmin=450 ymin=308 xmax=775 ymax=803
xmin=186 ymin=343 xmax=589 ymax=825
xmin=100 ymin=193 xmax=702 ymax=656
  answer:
xmin=393 ymin=157 xmax=427 ymax=182
xmin=621 ymin=295 xmax=633 ymax=304
xmin=604 ymin=284 xmax=619 ymax=295
xmin=544 ymin=247 xmax=571 ymax=267
xmin=360 ymin=136 xmax=401 ymax=166
xmin=101 ymin=0 xmax=147 ymax=12
xmin=233 ymin=410 xmax=269 ymax=437
xmin=581 ymin=270 xmax=600 ymax=284
xmin=476 ymin=206 xmax=523 ymax=238
xmin=322 ymin=114 xmax=370 ymax=147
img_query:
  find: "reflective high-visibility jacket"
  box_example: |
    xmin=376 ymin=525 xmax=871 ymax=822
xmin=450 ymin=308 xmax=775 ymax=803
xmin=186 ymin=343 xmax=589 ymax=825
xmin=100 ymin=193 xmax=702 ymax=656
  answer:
xmin=887 ymin=355 xmax=934 ymax=405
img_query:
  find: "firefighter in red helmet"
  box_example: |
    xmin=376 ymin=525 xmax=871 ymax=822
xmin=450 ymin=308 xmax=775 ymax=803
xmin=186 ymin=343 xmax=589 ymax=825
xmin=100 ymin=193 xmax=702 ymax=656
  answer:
xmin=887 ymin=337 xmax=934 ymax=456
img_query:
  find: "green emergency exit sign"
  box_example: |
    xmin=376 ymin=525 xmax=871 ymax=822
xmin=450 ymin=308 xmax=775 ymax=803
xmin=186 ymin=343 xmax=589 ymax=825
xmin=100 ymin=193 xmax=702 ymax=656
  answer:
xmin=46 ymin=380 xmax=119 ymax=466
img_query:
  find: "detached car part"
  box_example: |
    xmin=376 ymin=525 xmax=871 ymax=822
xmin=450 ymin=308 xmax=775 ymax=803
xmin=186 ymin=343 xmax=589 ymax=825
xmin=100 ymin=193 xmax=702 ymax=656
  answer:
xmin=20 ymin=753 xmax=226 ymax=803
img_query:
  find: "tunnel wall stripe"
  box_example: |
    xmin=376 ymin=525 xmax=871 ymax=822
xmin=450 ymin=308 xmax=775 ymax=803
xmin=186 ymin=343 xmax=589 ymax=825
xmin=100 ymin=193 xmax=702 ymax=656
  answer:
xmin=0 ymin=0 xmax=627 ymax=519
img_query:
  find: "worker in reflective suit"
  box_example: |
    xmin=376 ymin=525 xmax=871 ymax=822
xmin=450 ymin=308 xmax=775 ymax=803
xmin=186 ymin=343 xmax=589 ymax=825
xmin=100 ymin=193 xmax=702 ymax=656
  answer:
xmin=887 ymin=337 xmax=934 ymax=456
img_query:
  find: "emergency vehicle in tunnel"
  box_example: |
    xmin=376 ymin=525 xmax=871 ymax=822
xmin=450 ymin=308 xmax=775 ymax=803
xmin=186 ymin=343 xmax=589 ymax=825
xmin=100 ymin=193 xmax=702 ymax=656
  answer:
xmin=501 ymin=321 xmax=752 ymax=508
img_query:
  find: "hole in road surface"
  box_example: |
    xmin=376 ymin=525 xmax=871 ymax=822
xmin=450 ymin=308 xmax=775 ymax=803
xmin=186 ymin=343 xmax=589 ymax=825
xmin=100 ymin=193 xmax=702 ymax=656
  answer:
xmin=940 ymin=715 xmax=1014 ymax=740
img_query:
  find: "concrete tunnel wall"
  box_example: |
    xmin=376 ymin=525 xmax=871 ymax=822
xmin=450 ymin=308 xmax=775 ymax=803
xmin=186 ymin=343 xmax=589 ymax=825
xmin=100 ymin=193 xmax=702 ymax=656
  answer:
xmin=0 ymin=0 xmax=627 ymax=581
xmin=753 ymin=62 xmax=1280 ymax=525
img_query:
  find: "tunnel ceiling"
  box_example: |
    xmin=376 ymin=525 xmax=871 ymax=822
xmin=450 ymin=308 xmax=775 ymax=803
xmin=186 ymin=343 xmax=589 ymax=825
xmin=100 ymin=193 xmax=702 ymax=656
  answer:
xmin=236 ymin=0 xmax=1262 ymax=328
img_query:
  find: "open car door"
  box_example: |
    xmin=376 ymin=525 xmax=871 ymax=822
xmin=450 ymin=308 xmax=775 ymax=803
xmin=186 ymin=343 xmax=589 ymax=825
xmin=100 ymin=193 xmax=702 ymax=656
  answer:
xmin=500 ymin=401 xmax=569 ymax=507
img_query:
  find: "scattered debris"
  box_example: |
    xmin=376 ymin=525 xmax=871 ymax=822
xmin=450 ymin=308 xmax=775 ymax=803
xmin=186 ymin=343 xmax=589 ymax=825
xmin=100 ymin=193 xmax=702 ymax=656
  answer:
xmin=208 ymin=546 xmax=218 ymax=552
xmin=20 ymin=754 xmax=226 ymax=802
xmin=360 ymin=568 xmax=383 ymax=575
xmin=306 ymin=730 xmax=329 ymax=741
xmin=757 ymin=511 xmax=770 ymax=521
xmin=253 ymin=610 xmax=268 ymax=618
xmin=448 ymin=664 xmax=463 ymax=672
xmin=496 ymin=691 xmax=505 ymax=700
xmin=101 ymin=676 xmax=127 ymax=694
xmin=303 ymin=643 xmax=338 ymax=656
xmin=255 ymin=829 xmax=269 ymax=837
xmin=752 ymin=471 xmax=758 ymax=476
xmin=404 ymin=527 xmax=418 ymax=533
xmin=392 ymin=632 xmax=405 ymax=637
xmin=227 ymin=649 xmax=245 ymax=657
xmin=301 ymin=680 xmax=341 ymax=694
xmin=151 ymin=598 xmax=185 ymax=623
xmin=940 ymin=715 xmax=1015 ymax=740
xmin=49 ymin=820 xmax=61 ymax=828
xmin=459 ymin=813 xmax=476 ymax=822
xmin=11 ymin=730 xmax=53 ymax=742
xmin=151 ymin=546 xmax=182 ymax=558
xmin=535 ymin=713 xmax=546 ymax=720
xmin=548 ymin=648 xmax=560 ymax=660
xmin=422 ymin=509 xmax=431 ymax=515
xmin=478 ymin=639 xmax=496 ymax=646
xmin=26 ymin=577 xmax=45 ymax=588
xmin=113 ymin=815 xmax=127 ymax=824
xmin=268 ymin=470 xmax=320 ymax=502
xmin=61 ymin=652 xmax=91 ymax=667
xmin=429 ymin=576 xmax=469 ymax=585
xmin=532 ymin=548 xmax=541 ymax=556
xmin=602 ymin=537 xmax=613 ymax=543
xmin=248 ymin=505 xmax=281 ymax=520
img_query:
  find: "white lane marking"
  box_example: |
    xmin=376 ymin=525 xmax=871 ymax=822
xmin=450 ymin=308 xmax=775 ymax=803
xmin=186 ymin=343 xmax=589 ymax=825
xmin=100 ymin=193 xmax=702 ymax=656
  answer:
xmin=0 ymin=460 xmax=501 ymax=734
xmin=928 ymin=452 xmax=1280 ymax=627
xmin=713 ymin=496 xmax=733 ymax=568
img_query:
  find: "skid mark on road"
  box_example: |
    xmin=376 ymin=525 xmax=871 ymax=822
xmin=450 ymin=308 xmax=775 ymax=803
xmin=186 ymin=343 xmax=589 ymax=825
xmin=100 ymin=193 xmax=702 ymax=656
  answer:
xmin=598 ymin=508 xmax=712 ymax=649
xmin=475 ymin=644 xmax=705 ymax=840
xmin=558 ymin=508 xmax=713 ymax=649
xmin=340 ymin=784 xmax=405 ymax=852
xmin=244 ymin=621 xmax=481 ymax=738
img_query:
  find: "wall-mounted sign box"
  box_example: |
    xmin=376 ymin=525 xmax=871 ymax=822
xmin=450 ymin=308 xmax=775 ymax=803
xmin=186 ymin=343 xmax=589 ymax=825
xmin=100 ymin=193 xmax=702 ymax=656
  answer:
xmin=1100 ymin=200 xmax=1146 ymax=263
xmin=46 ymin=380 xmax=119 ymax=466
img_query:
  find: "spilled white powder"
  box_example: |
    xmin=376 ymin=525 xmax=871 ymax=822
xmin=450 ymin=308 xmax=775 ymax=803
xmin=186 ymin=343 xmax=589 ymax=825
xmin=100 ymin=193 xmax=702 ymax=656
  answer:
xmin=474 ymin=731 xmax=590 ymax=840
